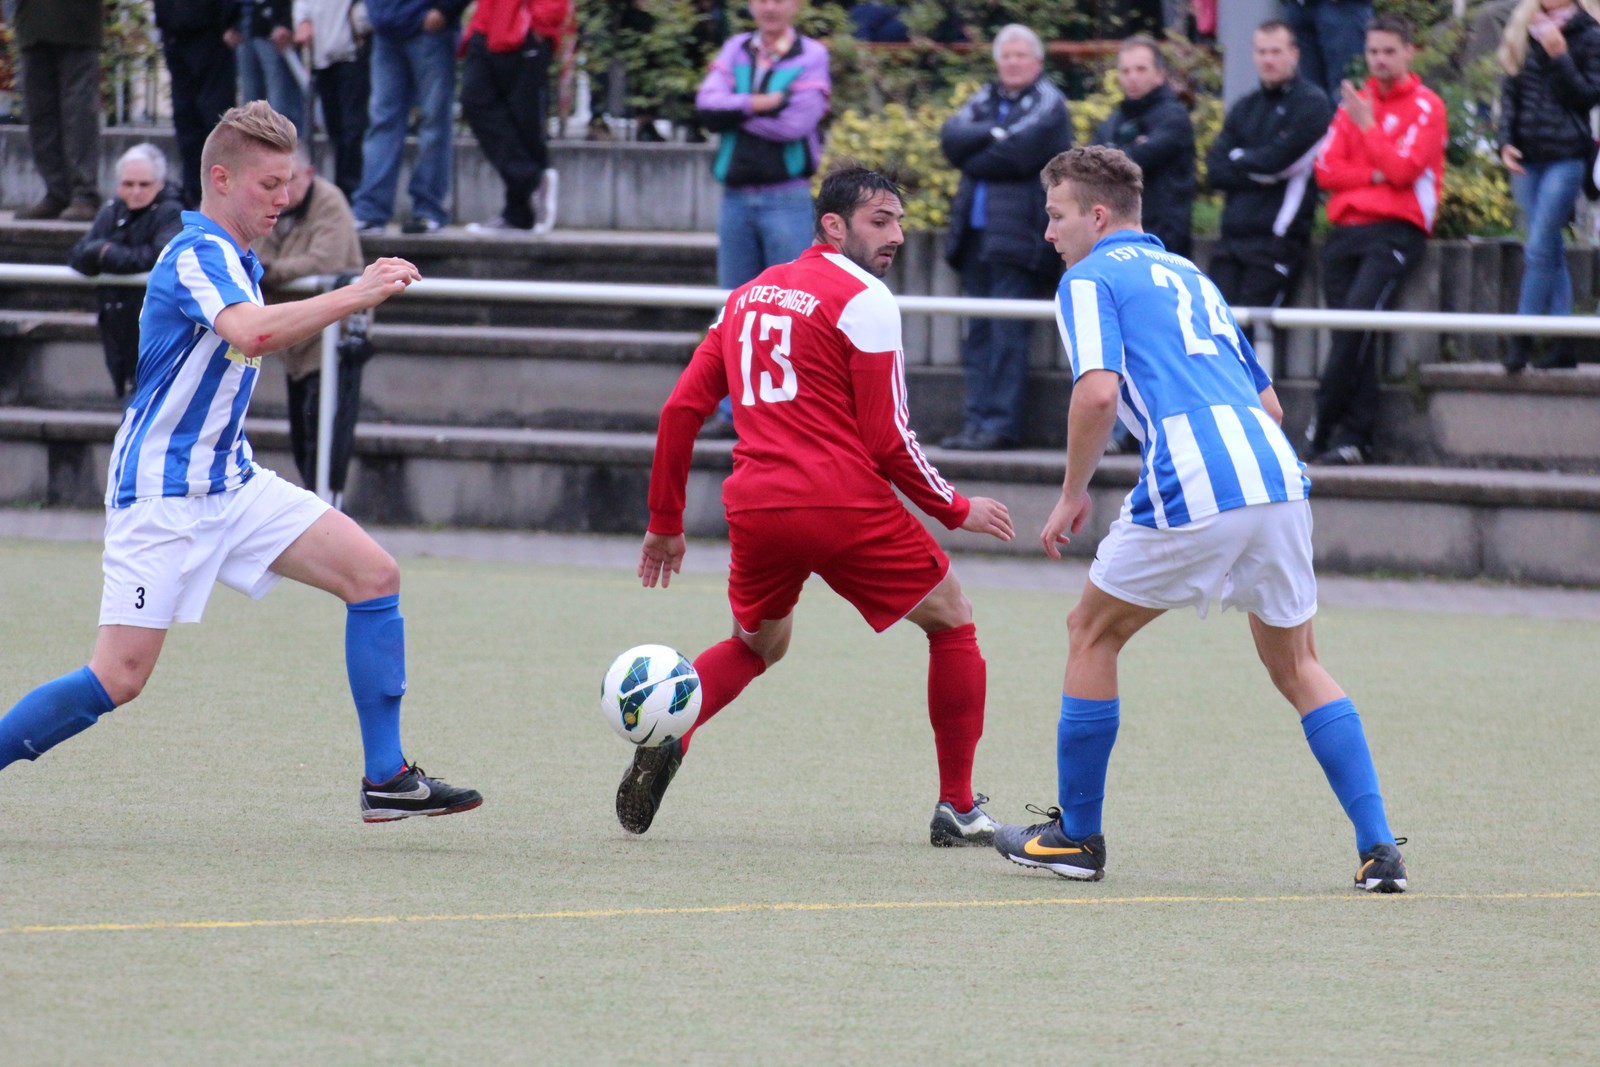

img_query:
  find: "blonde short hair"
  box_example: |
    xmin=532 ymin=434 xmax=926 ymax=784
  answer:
xmin=1041 ymin=146 xmax=1144 ymax=222
xmin=199 ymin=100 xmax=298 ymax=178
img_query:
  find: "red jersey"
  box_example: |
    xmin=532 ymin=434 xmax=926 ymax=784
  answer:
xmin=648 ymin=245 xmax=970 ymax=535
xmin=1315 ymin=72 xmax=1446 ymax=234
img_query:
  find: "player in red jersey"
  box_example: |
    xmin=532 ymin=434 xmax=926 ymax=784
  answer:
xmin=618 ymin=164 xmax=1015 ymax=844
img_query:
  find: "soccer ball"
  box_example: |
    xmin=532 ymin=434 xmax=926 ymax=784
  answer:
xmin=599 ymin=644 xmax=702 ymax=747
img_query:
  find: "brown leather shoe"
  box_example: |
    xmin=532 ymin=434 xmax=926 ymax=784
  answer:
xmin=59 ymin=198 xmax=101 ymax=222
xmin=16 ymin=196 xmax=67 ymax=220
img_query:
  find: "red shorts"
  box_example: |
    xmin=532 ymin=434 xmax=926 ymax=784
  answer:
xmin=726 ymin=505 xmax=951 ymax=634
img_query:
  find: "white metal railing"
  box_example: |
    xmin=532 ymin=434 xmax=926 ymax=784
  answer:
xmin=5 ymin=263 xmax=1599 ymax=499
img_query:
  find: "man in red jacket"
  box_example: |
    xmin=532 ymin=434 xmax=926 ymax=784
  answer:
xmin=460 ymin=0 xmax=571 ymax=233
xmin=1310 ymin=13 xmax=1445 ymax=465
xmin=620 ymin=165 xmax=1016 ymax=846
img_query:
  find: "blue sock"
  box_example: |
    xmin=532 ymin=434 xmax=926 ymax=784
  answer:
xmin=1301 ymin=697 xmax=1394 ymax=852
xmin=1057 ymin=694 xmax=1120 ymax=840
xmin=346 ymin=595 xmax=407 ymax=783
xmin=0 ymin=666 xmax=116 ymax=772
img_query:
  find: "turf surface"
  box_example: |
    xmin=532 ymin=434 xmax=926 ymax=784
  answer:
xmin=1 ymin=538 xmax=1596 ymax=1065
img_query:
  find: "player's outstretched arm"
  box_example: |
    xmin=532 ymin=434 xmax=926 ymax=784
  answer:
xmin=639 ymin=531 xmax=686 ymax=589
xmin=214 ymin=257 xmax=420 ymax=360
xmin=960 ymin=496 xmax=1014 ymax=542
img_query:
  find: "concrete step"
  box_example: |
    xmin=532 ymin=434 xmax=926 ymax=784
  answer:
xmin=3 ymin=405 xmax=1597 ymax=586
xmin=1417 ymin=363 xmax=1600 ymax=472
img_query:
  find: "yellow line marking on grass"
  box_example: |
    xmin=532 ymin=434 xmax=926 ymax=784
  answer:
xmin=4 ymin=890 xmax=1598 ymax=938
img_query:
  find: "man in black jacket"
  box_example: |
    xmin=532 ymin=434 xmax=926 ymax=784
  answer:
xmin=1205 ymin=19 xmax=1332 ymax=339
xmin=939 ymin=24 xmax=1072 ymax=451
xmin=1094 ymin=35 xmax=1195 ymax=258
xmin=154 ymin=0 xmax=239 ymax=209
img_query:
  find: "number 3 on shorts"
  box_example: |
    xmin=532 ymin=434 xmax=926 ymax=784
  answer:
xmin=737 ymin=311 xmax=797 ymax=405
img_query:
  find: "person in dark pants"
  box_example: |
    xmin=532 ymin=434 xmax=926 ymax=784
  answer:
xmin=1206 ymin=19 xmax=1332 ymax=345
xmin=1310 ymin=14 xmax=1445 ymax=465
xmin=67 ymin=144 xmax=185 ymax=397
xmin=293 ymin=0 xmax=372 ymax=202
xmin=154 ymin=0 xmax=239 ymax=210
xmin=938 ymin=23 xmax=1073 ymax=451
xmin=460 ymin=0 xmax=571 ymax=233
xmin=12 ymin=0 xmax=104 ymax=221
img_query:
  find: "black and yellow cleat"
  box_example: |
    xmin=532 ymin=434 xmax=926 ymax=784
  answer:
xmin=993 ymin=805 xmax=1106 ymax=881
xmin=1355 ymin=838 xmax=1409 ymax=893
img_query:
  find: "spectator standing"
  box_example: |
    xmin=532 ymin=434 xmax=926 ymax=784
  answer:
xmin=293 ymin=0 xmax=373 ymax=202
xmin=1094 ymin=35 xmax=1195 ymax=258
xmin=236 ymin=0 xmax=306 ymax=136
xmin=693 ymin=0 xmax=830 ymax=436
xmin=1497 ymin=0 xmax=1600 ymax=372
xmin=938 ymin=23 xmax=1073 ymax=451
xmin=351 ymin=0 xmax=469 ymax=234
xmin=254 ymin=152 xmax=366 ymax=498
xmin=12 ymin=0 xmax=103 ymax=221
xmin=1310 ymin=14 xmax=1445 ymax=465
xmin=154 ymin=0 xmax=239 ymax=210
xmin=1283 ymin=0 xmax=1375 ymax=101
xmin=67 ymin=144 xmax=185 ymax=398
xmin=1205 ymin=19 xmax=1332 ymax=340
xmin=460 ymin=0 xmax=572 ymax=233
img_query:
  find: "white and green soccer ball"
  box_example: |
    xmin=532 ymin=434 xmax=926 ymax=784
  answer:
xmin=599 ymin=644 xmax=702 ymax=748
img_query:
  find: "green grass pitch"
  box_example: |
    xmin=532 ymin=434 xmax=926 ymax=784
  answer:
xmin=1 ymin=537 xmax=1597 ymax=1065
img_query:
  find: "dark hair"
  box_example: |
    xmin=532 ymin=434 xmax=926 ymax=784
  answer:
xmin=1040 ymin=146 xmax=1143 ymax=221
xmin=1256 ymin=18 xmax=1294 ymax=39
xmin=1367 ymin=12 xmax=1414 ymax=45
xmin=813 ymin=163 xmax=904 ymax=236
xmin=1118 ymin=34 xmax=1168 ymax=73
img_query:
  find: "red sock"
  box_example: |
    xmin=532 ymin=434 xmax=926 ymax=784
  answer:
xmin=682 ymin=638 xmax=767 ymax=752
xmin=927 ymin=622 xmax=985 ymax=810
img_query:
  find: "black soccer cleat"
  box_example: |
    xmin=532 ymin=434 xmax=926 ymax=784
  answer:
xmin=1355 ymin=838 xmax=1409 ymax=893
xmin=360 ymin=762 xmax=483 ymax=823
xmin=616 ymin=737 xmax=684 ymax=835
xmin=993 ymin=805 xmax=1106 ymax=881
xmin=929 ymin=792 xmax=999 ymax=847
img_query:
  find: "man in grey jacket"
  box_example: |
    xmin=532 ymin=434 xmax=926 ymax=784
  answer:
xmin=939 ymin=24 xmax=1072 ymax=451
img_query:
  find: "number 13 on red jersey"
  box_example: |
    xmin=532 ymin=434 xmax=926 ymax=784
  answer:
xmin=737 ymin=311 xmax=798 ymax=405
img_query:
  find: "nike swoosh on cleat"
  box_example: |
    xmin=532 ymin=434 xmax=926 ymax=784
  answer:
xmin=1022 ymin=835 xmax=1087 ymax=857
xmin=22 ymin=739 xmax=40 ymax=756
xmin=367 ymin=782 xmax=431 ymax=801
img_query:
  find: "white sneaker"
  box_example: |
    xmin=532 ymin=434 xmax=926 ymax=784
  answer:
xmin=533 ymin=168 xmax=559 ymax=234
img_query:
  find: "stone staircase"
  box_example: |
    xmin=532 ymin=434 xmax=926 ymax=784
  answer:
xmin=2 ymin=219 xmax=1598 ymax=586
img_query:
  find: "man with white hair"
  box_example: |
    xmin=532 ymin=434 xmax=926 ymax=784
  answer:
xmin=938 ymin=24 xmax=1073 ymax=452
xmin=68 ymin=144 xmax=185 ymax=396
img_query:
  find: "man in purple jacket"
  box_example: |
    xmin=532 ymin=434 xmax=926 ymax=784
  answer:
xmin=693 ymin=0 xmax=830 ymax=436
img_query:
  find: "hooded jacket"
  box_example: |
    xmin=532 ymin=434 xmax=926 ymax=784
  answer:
xmin=1206 ymin=74 xmax=1332 ymax=243
xmin=1094 ymin=83 xmax=1196 ymax=255
xmin=1498 ymin=9 xmax=1600 ymax=164
xmin=1315 ymin=71 xmax=1446 ymax=234
xmin=941 ymin=75 xmax=1074 ymax=275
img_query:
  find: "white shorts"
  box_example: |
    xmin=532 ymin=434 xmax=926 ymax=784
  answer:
xmin=1089 ymin=499 xmax=1318 ymax=628
xmin=99 ymin=468 xmax=331 ymax=628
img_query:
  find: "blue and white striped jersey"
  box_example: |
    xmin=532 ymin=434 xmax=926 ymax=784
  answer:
xmin=106 ymin=212 xmax=265 ymax=508
xmin=1056 ymin=230 xmax=1309 ymax=528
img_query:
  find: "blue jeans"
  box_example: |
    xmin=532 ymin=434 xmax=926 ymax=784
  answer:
xmin=714 ymin=184 xmax=815 ymax=421
xmin=237 ymin=37 xmax=305 ymax=137
xmin=1283 ymin=1 xmax=1372 ymax=101
xmin=351 ymin=29 xmax=456 ymax=226
xmin=1510 ymin=157 xmax=1585 ymax=318
xmin=716 ymin=185 xmax=816 ymax=290
xmin=955 ymin=238 xmax=1048 ymax=442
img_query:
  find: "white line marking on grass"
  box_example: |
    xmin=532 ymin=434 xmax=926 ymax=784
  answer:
xmin=4 ymin=890 xmax=1599 ymax=938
